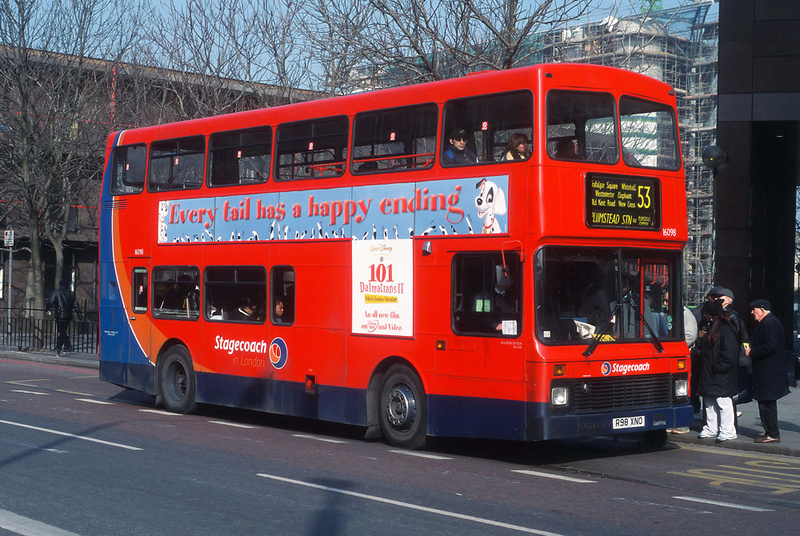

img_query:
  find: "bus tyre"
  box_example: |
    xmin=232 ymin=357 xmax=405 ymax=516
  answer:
xmin=159 ymin=346 xmax=197 ymax=414
xmin=379 ymin=364 xmax=426 ymax=449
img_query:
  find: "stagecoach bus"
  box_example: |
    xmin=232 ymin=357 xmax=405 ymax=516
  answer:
xmin=99 ymin=63 xmax=691 ymax=448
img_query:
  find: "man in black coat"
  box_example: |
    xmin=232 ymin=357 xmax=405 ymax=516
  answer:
xmin=746 ymin=299 xmax=790 ymax=443
xmin=46 ymin=278 xmax=83 ymax=356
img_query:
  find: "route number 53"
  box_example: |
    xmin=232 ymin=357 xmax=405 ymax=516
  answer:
xmin=637 ymin=185 xmax=651 ymax=209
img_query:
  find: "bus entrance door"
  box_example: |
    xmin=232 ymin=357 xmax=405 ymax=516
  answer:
xmin=124 ymin=264 xmax=154 ymax=393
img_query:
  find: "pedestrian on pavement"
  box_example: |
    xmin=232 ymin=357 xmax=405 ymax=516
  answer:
xmin=746 ymin=299 xmax=789 ymax=444
xmin=693 ymin=287 xmax=751 ymax=412
xmin=709 ymin=287 xmax=752 ymax=423
xmin=46 ymin=278 xmax=83 ymax=356
xmin=696 ymin=299 xmax=739 ymax=442
xmin=684 ymin=305 xmax=698 ymax=348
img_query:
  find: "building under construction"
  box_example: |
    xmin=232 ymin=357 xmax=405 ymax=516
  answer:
xmin=532 ymin=1 xmax=720 ymax=305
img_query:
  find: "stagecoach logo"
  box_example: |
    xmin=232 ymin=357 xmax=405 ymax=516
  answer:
xmin=601 ymin=361 xmax=651 ymax=376
xmin=269 ymin=337 xmax=288 ymax=369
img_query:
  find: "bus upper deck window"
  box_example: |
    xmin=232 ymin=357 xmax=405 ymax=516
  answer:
xmin=110 ymin=144 xmax=146 ymax=195
xmin=208 ymin=127 xmax=272 ymax=186
xmin=352 ymin=103 xmax=437 ymax=174
xmin=275 ymin=116 xmax=348 ymax=181
xmin=441 ymin=91 xmax=533 ymax=166
xmin=148 ymin=137 xmax=205 ymax=191
xmin=546 ymin=91 xmax=617 ymax=164
xmin=619 ymin=96 xmax=680 ymax=170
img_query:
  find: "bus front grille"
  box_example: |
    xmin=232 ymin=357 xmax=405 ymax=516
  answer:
xmin=570 ymin=374 xmax=673 ymax=412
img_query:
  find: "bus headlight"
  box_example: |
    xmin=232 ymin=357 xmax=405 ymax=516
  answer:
xmin=675 ymin=379 xmax=688 ymax=398
xmin=551 ymin=386 xmax=569 ymax=406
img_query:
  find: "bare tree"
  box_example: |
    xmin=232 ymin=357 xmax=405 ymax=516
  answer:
xmin=0 ymin=0 xmax=145 ymax=322
xmin=299 ymin=0 xmax=594 ymax=91
xmin=464 ymin=0 xmax=590 ymax=70
xmin=250 ymin=0 xmax=313 ymax=103
xmin=297 ymin=0 xmax=365 ymax=97
xmin=359 ymin=0 xmax=462 ymax=84
xmin=146 ymin=0 xmax=257 ymax=118
xmin=146 ymin=0 xmax=314 ymax=117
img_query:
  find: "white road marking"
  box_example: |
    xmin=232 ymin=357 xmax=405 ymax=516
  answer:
xmin=9 ymin=390 xmax=48 ymax=396
xmin=139 ymin=409 xmax=180 ymax=416
xmin=257 ymin=473 xmax=565 ymax=536
xmin=388 ymin=449 xmax=453 ymax=460
xmin=292 ymin=434 xmax=349 ymax=444
xmin=613 ymin=497 xmax=711 ymax=514
xmin=209 ymin=420 xmax=259 ymax=429
xmin=673 ymin=496 xmax=773 ymax=512
xmin=512 ymin=469 xmax=596 ymax=483
xmin=75 ymin=398 xmax=114 ymax=405
xmin=0 ymin=419 xmax=142 ymax=451
xmin=0 ymin=508 xmax=82 ymax=536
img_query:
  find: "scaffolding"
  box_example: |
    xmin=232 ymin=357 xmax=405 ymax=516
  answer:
xmin=536 ymin=1 xmax=719 ymax=306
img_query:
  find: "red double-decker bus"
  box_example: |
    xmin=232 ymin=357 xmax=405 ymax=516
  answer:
xmin=99 ymin=64 xmax=691 ymax=448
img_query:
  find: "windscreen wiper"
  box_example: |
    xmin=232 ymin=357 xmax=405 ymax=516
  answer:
xmin=582 ymin=299 xmax=622 ymax=357
xmin=629 ymin=298 xmax=664 ymax=354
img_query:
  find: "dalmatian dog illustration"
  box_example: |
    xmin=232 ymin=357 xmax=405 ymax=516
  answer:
xmin=475 ymin=178 xmax=506 ymax=234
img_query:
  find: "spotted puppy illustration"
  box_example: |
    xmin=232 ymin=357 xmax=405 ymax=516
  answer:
xmin=475 ymin=178 xmax=506 ymax=234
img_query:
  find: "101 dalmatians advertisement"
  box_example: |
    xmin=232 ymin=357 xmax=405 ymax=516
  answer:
xmin=352 ymin=239 xmax=414 ymax=337
xmin=157 ymin=175 xmax=509 ymax=243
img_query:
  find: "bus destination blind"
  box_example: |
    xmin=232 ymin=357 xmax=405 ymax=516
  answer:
xmin=586 ymin=175 xmax=660 ymax=230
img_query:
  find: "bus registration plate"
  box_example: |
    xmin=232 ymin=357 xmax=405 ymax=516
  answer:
xmin=613 ymin=416 xmax=645 ymax=429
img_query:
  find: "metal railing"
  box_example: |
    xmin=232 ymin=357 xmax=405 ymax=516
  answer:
xmin=0 ymin=308 xmax=99 ymax=354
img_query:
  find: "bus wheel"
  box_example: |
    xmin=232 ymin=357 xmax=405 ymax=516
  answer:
xmin=379 ymin=364 xmax=426 ymax=449
xmin=159 ymin=346 xmax=197 ymax=414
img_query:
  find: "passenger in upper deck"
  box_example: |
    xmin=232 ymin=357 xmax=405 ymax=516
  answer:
xmin=502 ymin=133 xmax=530 ymax=161
xmin=554 ymin=138 xmax=580 ymax=159
xmin=442 ymin=128 xmax=478 ymax=165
